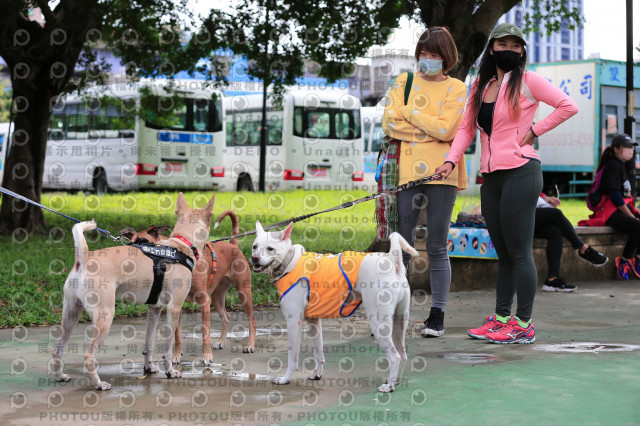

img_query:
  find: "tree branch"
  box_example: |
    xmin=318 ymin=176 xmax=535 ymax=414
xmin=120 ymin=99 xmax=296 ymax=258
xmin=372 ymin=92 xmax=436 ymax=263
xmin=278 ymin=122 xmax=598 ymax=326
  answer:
xmin=34 ymin=0 xmax=58 ymax=25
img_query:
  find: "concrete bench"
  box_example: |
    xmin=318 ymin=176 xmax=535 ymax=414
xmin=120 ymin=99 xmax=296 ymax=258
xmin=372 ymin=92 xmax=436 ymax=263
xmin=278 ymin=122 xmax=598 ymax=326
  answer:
xmin=408 ymin=226 xmax=627 ymax=292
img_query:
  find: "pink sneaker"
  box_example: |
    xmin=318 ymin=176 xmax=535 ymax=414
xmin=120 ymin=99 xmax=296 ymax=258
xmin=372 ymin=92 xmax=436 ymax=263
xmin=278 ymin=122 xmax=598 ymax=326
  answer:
xmin=467 ymin=315 xmax=509 ymax=340
xmin=485 ymin=316 xmax=535 ymax=344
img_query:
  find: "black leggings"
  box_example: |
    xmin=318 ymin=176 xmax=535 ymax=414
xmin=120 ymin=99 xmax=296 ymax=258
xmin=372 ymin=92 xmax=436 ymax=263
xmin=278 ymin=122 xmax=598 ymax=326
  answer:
xmin=606 ymin=210 xmax=640 ymax=259
xmin=481 ymin=160 xmax=543 ymax=323
xmin=534 ymin=208 xmax=584 ymax=278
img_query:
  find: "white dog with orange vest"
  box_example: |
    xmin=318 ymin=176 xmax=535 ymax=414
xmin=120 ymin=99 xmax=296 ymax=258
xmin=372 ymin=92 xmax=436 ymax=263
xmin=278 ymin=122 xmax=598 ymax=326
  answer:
xmin=251 ymin=220 xmax=418 ymax=392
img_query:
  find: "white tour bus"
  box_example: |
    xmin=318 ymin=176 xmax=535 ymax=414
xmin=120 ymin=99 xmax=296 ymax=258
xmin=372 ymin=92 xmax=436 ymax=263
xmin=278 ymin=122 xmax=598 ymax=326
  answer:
xmin=361 ymin=105 xmax=482 ymax=195
xmin=219 ymin=90 xmax=365 ymax=191
xmin=0 ymin=122 xmax=13 ymax=187
xmin=42 ymin=80 xmax=225 ymax=193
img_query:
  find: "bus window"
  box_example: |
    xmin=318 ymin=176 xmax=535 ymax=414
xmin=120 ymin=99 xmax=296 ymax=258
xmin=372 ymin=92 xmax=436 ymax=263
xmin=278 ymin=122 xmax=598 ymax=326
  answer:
xmin=49 ymin=110 xmax=65 ymax=140
xmin=335 ymin=112 xmax=351 ymax=138
xmin=145 ymin=96 xmax=188 ymax=130
xmin=225 ymin=114 xmax=234 ymax=145
xmin=295 ymin=107 xmax=361 ymax=140
xmin=307 ymin=111 xmax=330 ymax=138
xmin=268 ymin=113 xmax=283 ymax=145
xmin=372 ymin=125 xmax=385 ymax=153
xmin=294 ymin=108 xmax=302 ymax=136
xmin=363 ymin=118 xmax=371 ymax=150
xmin=76 ymin=104 xmax=90 ymax=135
xmin=173 ymin=99 xmax=188 ymax=129
xmin=230 ymin=110 xmax=283 ymax=146
xmin=211 ymin=97 xmax=223 ymax=132
xmin=352 ymin=109 xmax=361 ymax=139
xmin=64 ymin=104 xmax=78 ymax=139
xmin=194 ymin=98 xmax=209 ymax=131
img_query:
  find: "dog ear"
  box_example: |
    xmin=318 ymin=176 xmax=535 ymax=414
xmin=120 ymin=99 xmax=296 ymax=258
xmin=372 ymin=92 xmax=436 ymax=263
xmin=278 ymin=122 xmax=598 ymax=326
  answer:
xmin=176 ymin=192 xmax=188 ymax=215
xmin=119 ymin=228 xmax=136 ymax=241
xmin=156 ymin=225 xmax=172 ymax=235
xmin=202 ymin=194 xmax=215 ymax=214
xmin=255 ymin=220 xmax=264 ymax=234
xmin=281 ymin=222 xmax=293 ymax=241
xmin=146 ymin=225 xmax=171 ymax=239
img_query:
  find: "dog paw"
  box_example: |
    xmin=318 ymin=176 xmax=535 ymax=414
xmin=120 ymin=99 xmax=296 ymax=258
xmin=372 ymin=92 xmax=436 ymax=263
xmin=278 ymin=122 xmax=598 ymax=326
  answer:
xmin=96 ymin=381 xmax=112 ymax=391
xmin=56 ymin=374 xmax=71 ymax=382
xmin=143 ymin=365 xmax=158 ymax=374
xmin=171 ymin=357 xmax=182 ymax=365
xmin=377 ymin=383 xmax=395 ymax=393
xmin=165 ymin=369 xmax=182 ymax=379
xmin=212 ymin=342 xmax=224 ymax=350
xmin=308 ymin=373 xmax=322 ymax=381
xmin=243 ymin=346 xmax=255 ymax=354
xmin=202 ymin=357 xmax=213 ymax=366
xmin=273 ymin=377 xmax=290 ymax=385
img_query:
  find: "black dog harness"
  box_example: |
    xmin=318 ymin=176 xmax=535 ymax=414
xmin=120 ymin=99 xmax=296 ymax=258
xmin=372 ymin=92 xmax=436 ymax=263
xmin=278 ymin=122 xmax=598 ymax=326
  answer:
xmin=134 ymin=238 xmax=197 ymax=305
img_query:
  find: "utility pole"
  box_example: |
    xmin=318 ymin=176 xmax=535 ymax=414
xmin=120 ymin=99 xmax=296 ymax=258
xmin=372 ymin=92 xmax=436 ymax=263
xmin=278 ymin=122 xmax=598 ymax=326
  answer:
xmin=624 ymin=0 xmax=636 ymax=195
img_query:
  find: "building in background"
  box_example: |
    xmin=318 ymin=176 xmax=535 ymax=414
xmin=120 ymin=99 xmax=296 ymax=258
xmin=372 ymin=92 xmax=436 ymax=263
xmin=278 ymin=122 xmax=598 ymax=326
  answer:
xmin=499 ymin=0 xmax=584 ymax=62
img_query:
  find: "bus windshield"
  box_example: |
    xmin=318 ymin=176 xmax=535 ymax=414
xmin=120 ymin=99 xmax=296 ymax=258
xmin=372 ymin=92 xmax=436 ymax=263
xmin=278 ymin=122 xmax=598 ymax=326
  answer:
xmin=293 ymin=107 xmax=361 ymax=140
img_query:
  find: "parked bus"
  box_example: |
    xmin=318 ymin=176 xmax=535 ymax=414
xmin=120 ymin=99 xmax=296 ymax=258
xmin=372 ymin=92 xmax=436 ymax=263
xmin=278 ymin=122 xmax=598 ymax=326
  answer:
xmin=42 ymin=80 xmax=224 ymax=193
xmin=220 ymin=90 xmax=365 ymax=191
xmin=361 ymin=105 xmax=482 ymax=195
xmin=0 ymin=122 xmax=13 ymax=187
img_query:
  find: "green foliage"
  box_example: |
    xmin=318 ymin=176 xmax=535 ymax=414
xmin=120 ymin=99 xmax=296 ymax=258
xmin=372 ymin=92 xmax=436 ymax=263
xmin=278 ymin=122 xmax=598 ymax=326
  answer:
xmin=0 ymin=80 xmax=10 ymax=122
xmin=523 ymin=0 xmax=585 ymax=35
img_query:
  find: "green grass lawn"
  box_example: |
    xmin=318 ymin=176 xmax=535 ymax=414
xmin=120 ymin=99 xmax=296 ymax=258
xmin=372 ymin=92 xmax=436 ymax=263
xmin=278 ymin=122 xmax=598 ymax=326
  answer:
xmin=0 ymin=190 xmax=593 ymax=328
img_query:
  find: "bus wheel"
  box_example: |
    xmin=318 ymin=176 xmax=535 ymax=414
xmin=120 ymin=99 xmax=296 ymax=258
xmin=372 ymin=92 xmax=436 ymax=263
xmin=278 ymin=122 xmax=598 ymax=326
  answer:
xmin=94 ymin=170 xmax=108 ymax=195
xmin=237 ymin=176 xmax=253 ymax=192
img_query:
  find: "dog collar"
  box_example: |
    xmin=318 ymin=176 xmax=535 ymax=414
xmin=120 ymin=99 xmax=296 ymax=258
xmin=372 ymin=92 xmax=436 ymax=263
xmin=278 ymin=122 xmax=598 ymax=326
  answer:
xmin=271 ymin=248 xmax=297 ymax=282
xmin=173 ymin=235 xmax=200 ymax=261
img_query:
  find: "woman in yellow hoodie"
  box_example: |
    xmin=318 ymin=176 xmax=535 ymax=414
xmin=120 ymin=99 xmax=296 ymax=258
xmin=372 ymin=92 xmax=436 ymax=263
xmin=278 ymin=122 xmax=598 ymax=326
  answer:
xmin=381 ymin=26 xmax=467 ymax=338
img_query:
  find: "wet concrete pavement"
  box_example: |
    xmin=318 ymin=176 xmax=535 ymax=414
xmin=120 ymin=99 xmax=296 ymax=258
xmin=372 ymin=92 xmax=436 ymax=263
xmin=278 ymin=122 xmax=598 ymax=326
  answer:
xmin=1 ymin=280 xmax=639 ymax=425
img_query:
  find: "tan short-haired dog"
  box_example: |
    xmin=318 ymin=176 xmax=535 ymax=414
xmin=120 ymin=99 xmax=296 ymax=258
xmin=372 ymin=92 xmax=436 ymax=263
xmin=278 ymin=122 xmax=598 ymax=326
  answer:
xmin=121 ymin=212 xmax=256 ymax=365
xmin=51 ymin=192 xmax=214 ymax=390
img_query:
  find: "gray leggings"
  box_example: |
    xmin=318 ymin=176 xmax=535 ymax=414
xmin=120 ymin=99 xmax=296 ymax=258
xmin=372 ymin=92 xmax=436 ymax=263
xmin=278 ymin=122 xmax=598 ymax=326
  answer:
xmin=481 ymin=160 xmax=543 ymax=322
xmin=397 ymin=184 xmax=457 ymax=311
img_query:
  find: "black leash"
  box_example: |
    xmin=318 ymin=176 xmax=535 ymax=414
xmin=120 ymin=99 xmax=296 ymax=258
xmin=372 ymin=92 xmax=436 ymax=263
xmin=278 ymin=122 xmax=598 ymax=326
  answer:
xmin=0 ymin=186 xmax=123 ymax=243
xmin=210 ymin=173 xmax=445 ymax=243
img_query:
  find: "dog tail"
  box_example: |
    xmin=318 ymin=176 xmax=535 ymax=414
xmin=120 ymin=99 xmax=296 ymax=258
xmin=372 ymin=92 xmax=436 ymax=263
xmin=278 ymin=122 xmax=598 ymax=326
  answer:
xmin=388 ymin=232 xmax=418 ymax=277
xmin=72 ymin=220 xmax=97 ymax=270
xmin=388 ymin=232 xmax=419 ymax=257
xmin=213 ymin=210 xmax=240 ymax=245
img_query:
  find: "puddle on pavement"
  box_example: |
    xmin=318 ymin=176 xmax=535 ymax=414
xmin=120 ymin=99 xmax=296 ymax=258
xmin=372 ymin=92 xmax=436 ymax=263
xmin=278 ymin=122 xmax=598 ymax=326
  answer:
xmin=557 ymin=320 xmax=614 ymax=328
xmin=442 ymin=353 xmax=499 ymax=364
xmin=183 ymin=327 xmax=288 ymax=339
xmin=534 ymin=342 xmax=640 ymax=353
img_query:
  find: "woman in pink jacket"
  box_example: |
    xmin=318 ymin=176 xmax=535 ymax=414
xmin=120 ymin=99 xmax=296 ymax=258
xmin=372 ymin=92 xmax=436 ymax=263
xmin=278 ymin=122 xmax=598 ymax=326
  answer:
xmin=436 ymin=23 xmax=578 ymax=344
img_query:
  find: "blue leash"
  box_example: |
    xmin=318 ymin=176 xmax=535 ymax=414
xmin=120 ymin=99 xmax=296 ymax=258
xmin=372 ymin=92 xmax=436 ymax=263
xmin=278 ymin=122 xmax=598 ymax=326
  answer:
xmin=0 ymin=186 xmax=121 ymax=242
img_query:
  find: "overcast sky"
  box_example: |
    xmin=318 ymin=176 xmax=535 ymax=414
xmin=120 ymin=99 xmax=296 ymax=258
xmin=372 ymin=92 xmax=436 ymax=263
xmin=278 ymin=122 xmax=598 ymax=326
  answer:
xmin=583 ymin=0 xmax=639 ymax=61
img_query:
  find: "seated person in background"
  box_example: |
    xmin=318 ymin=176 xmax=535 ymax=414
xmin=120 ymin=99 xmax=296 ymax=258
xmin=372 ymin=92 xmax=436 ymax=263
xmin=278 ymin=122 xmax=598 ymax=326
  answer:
xmin=579 ymin=134 xmax=640 ymax=280
xmin=535 ymin=194 xmax=608 ymax=291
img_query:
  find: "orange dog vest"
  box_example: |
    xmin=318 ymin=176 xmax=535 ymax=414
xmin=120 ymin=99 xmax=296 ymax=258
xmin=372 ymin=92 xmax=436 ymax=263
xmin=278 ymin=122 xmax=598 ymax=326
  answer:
xmin=275 ymin=251 xmax=367 ymax=319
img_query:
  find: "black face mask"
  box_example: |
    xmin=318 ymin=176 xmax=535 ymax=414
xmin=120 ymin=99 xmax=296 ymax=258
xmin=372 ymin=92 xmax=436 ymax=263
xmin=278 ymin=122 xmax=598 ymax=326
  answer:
xmin=492 ymin=50 xmax=521 ymax=72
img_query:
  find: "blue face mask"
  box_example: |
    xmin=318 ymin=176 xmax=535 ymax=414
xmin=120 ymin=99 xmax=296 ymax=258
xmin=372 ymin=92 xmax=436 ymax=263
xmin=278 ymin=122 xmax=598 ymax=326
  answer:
xmin=418 ymin=58 xmax=443 ymax=76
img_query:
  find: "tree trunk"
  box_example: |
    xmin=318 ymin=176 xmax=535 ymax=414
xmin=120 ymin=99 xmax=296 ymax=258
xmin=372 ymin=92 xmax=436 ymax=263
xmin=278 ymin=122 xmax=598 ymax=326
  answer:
xmin=0 ymin=0 xmax=99 ymax=235
xmin=415 ymin=0 xmax=521 ymax=81
xmin=0 ymin=86 xmax=54 ymax=234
